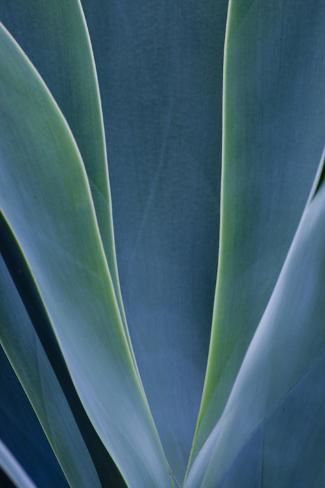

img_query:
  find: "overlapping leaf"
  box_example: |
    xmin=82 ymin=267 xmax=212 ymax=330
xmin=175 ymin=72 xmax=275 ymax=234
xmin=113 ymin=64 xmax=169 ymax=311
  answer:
xmin=191 ymin=0 xmax=325 ymax=465
xmin=0 ymin=0 xmax=127 ymax=329
xmin=0 ymin=250 xmax=108 ymax=486
xmin=0 ymin=24 xmax=170 ymax=486
xmin=1 ymin=0 xmax=325 ymax=485
xmin=186 ymin=154 xmax=325 ymax=486
xmin=0 ymin=347 xmax=67 ymax=487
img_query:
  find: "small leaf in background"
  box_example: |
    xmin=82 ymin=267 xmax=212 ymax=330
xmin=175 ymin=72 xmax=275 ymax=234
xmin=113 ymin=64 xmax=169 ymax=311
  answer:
xmin=0 ymin=440 xmax=36 ymax=488
xmin=0 ymin=349 xmax=67 ymax=488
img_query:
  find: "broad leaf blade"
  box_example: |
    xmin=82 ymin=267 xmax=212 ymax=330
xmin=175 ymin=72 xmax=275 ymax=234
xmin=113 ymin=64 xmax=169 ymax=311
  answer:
xmin=82 ymin=0 xmax=228 ymax=478
xmin=222 ymin=351 xmax=325 ymax=488
xmin=0 ymin=0 xmax=125 ymax=328
xmin=0 ymin=212 xmax=125 ymax=487
xmin=192 ymin=0 xmax=325 ymax=462
xmin=0 ymin=24 xmax=170 ymax=486
xmin=187 ymin=154 xmax=325 ymax=486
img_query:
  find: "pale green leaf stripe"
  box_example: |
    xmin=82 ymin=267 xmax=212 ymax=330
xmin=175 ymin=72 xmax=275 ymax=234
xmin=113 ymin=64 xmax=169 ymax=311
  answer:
xmin=0 ymin=0 xmax=131 ymax=356
xmin=0 ymin=440 xmax=36 ymax=488
xmin=186 ymin=152 xmax=325 ymax=486
xmin=0 ymin=24 xmax=170 ymax=486
xmin=190 ymin=0 xmax=325 ymax=465
xmin=0 ymin=257 xmax=101 ymax=487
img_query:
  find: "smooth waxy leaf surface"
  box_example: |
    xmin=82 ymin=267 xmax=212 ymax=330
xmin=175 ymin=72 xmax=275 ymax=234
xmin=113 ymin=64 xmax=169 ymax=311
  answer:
xmin=0 ymin=216 xmax=125 ymax=486
xmin=192 ymin=0 xmax=325 ymax=463
xmin=0 ymin=255 xmax=101 ymax=487
xmin=186 ymin=155 xmax=325 ymax=486
xmin=82 ymin=1 xmax=228 ymax=478
xmin=0 ymin=24 xmax=170 ymax=486
xmin=0 ymin=0 xmax=126 ymax=325
xmin=215 ymin=350 xmax=325 ymax=488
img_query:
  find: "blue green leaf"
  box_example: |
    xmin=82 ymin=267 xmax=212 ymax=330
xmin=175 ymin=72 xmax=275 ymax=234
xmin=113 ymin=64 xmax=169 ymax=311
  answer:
xmin=82 ymin=0 xmax=228 ymax=479
xmin=192 ymin=0 xmax=325 ymax=464
xmin=0 ymin=24 xmax=170 ymax=486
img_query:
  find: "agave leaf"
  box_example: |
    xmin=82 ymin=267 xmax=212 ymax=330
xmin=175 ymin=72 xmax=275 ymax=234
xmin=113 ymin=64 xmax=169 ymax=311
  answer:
xmin=82 ymin=0 xmax=228 ymax=479
xmin=0 ymin=0 xmax=126 ymax=329
xmin=0 ymin=247 xmax=116 ymax=487
xmin=0 ymin=24 xmax=170 ymax=486
xmin=0 ymin=348 xmax=67 ymax=487
xmin=191 ymin=0 xmax=325 ymax=463
xmin=0 ymin=441 xmax=36 ymax=488
xmin=216 ymin=351 xmax=325 ymax=488
xmin=186 ymin=153 xmax=325 ymax=486
xmin=0 ymin=216 xmax=125 ymax=486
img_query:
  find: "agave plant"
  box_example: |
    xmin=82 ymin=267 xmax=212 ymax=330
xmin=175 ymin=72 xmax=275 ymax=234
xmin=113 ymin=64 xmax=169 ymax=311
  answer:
xmin=1 ymin=0 xmax=325 ymax=486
